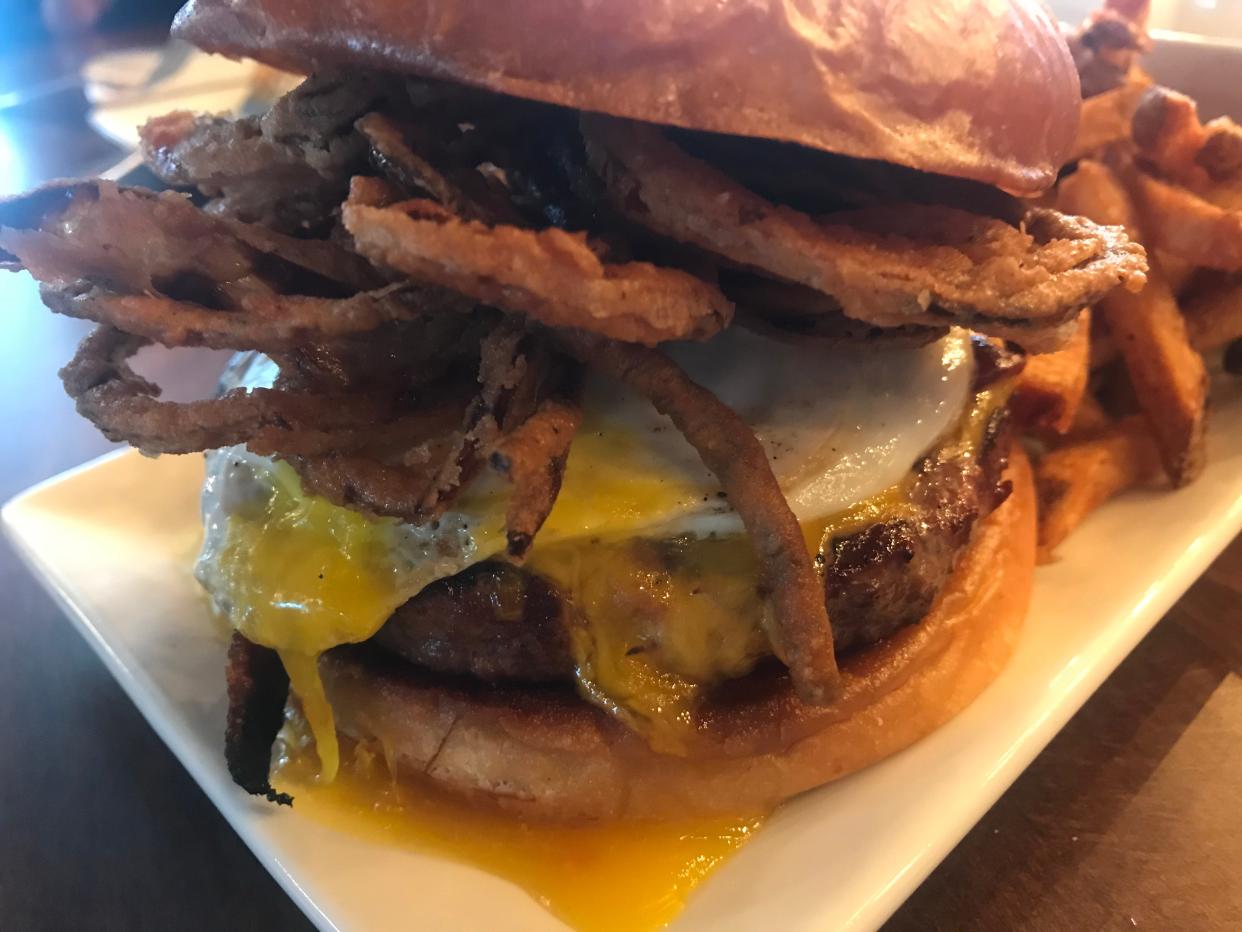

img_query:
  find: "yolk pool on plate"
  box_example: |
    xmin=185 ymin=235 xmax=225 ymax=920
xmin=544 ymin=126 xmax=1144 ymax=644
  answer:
xmin=273 ymin=736 xmax=766 ymax=932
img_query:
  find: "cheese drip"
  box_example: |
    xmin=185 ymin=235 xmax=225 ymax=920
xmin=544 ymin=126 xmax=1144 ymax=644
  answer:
xmin=201 ymin=458 xmax=504 ymax=778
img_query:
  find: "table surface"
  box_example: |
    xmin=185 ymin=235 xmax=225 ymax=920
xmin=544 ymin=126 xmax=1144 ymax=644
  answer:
xmin=1 ymin=31 xmax=1241 ymax=932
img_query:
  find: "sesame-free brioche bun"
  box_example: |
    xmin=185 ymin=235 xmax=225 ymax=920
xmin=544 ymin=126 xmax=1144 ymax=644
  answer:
xmin=173 ymin=0 xmax=1079 ymax=196
xmin=318 ymin=450 xmax=1036 ymax=822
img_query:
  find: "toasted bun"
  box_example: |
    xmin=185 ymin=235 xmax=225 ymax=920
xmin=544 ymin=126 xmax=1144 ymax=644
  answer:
xmin=320 ymin=450 xmax=1036 ymax=821
xmin=173 ymin=0 xmax=1078 ymax=195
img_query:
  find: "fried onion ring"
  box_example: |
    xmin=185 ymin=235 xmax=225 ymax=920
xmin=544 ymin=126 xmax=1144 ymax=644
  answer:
xmin=342 ymin=195 xmax=733 ymax=345
xmin=39 ymin=281 xmax=471 ymax=353
xmin=0 ymin=181 xmax=381 ymax=296
xmin=284 ymin=322 xmax=563 ymax=524
xmin=558 ymin=331 xmax=840 ymax=705
xmin=0 ymin=182 xmax=481 ymax=366
xmin=581 ymin=115 xmax=1147 ymax=351
xmin=59 ymin=325 xmax=434 ymax=456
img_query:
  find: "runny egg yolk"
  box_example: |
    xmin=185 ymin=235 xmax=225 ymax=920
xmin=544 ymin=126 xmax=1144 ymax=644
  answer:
xmin=528 ymin=380 xmax=1008 ymax=752
xmin=534 ymin=414 xmax=714 ymax=542
xmin=213 ymin=464 xmax=509 ymax=785
xmin=214 ymin=465 xmax=411 ymax=780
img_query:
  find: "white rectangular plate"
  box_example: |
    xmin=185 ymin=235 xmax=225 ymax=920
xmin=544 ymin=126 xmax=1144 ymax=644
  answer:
xmin=6 ymin=372 xmax=1242 ymax=932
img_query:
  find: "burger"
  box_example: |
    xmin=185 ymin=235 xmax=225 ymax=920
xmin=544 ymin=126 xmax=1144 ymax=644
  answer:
xmin=0 ymin=0 xmax=1146 ymax=825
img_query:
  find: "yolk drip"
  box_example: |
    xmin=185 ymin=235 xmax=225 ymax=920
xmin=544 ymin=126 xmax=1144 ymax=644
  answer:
xmin=216 ymin=463 xmax=410 ymax=779
xmin=273 ymin=734 xmax=766 ymax=932
xmin=515 ymin=380 xmax=1011 ymax=752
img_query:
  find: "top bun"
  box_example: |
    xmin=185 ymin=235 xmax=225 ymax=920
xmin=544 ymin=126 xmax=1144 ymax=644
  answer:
xmin=173 ymin=0 xmax=1080 ymax=195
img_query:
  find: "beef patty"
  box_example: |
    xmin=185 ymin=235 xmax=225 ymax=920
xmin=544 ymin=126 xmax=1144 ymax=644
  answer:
xmin=373 ymin=346 xmax=1017 ymax=684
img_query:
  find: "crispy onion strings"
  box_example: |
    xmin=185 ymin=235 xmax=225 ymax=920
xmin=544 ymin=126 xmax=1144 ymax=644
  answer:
xmin=0 ymin=181 xmax=381 ymax=294
xmin=490 ymin=394 xmax=583 ymax=559
xmin=284 ymin=322 xmax=572 ymax=525
xmin=40 ymin=281 xmax=471 ymax=353
xmin=342 ymin=195 xmax=733 ymax=345
xmin=580 ymin=115 xmax=1147 ymax=351
xmin=559 ymin=331 xmax=840 ymax=705
xmin=59 ymin=325 xmax=451 ymax=457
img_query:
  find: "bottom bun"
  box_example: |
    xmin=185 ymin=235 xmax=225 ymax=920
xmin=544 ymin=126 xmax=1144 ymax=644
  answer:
xmin=321 ymin=450 xmax=1036 ymax=821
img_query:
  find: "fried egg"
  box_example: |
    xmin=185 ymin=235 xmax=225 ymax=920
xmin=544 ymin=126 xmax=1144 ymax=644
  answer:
xmin=196 ymin=328 xmax=974 ymax=772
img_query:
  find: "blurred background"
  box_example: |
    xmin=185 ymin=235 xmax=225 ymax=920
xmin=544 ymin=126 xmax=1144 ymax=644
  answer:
xmin=0 ymin=0 xmax=182 ymax=54
xmin=1054 ymin=0 xmax=1242 ymax=36
xmin=0 ymin=0 xmax=295 ymax=491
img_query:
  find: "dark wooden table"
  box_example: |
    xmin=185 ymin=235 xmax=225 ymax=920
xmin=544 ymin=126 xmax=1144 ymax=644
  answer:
xmin=1 ymin=31 xmax=1240 ymax=932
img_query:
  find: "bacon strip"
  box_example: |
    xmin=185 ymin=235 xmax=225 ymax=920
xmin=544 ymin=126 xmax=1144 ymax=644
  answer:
xmin=224 ymin=632 xmax=292 ymax=805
